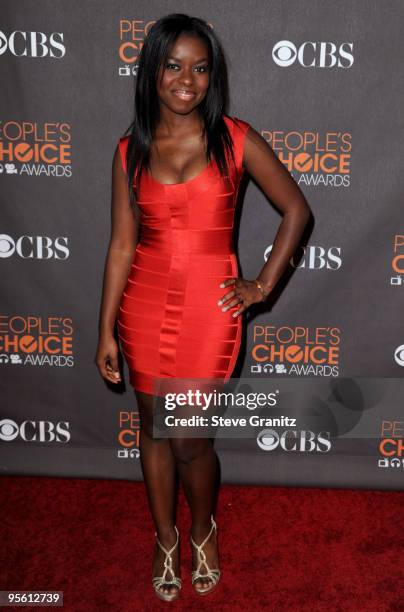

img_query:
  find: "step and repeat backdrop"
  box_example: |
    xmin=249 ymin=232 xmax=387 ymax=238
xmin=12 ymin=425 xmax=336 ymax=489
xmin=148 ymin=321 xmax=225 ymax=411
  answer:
xmin=1 ymin=1 xmax=403 ymax=490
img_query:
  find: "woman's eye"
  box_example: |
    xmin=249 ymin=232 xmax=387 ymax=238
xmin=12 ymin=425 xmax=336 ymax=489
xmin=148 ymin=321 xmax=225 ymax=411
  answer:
xmin=165 ymin=63 xmax=209 ymax=72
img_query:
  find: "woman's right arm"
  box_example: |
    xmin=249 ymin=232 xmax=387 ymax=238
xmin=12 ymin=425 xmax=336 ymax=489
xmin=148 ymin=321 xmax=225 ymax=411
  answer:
xmin=95 ymin=142 xmax=138 ymax=384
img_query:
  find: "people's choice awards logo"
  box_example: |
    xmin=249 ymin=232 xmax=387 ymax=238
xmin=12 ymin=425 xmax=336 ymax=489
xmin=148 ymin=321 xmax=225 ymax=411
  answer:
xmin=261 ymin=128 xmax=352 ymax=188
xmin=118 ymin=19 xmax=154 ymax=76
xmin=390 ymin=235 xmax=404 ymax=287
xmin=251 ymin=325 xmax=341 ymax=377
xmin=0 ymin=30 xmax=65 ymax=58
xmin=0 ymin=315 xmax=74 ymax=368
xmin=378 ymin=420 xmax=404 ymax=469
xmin=117 ymin=411 xmax=140 ymax=459
xmin=272 ymin=40 xmax=354 ymax=68
xmin=0 ymin=120 xmax=72 ymax=178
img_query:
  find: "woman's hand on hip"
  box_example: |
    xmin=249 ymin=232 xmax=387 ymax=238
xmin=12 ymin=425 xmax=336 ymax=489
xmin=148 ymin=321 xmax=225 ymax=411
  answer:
xmin=218 ymin=277 xmax=268 ymax=317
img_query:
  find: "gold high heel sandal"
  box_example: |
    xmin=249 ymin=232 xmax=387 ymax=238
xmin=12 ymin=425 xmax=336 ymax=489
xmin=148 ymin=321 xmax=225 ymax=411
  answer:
xmin=152 ymin=525 xmax=182 ymax=602
xmin=190 ymin=515 xmax=221 ymax=596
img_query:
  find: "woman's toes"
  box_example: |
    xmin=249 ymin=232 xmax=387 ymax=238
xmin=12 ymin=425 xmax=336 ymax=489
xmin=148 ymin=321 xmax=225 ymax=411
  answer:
xmin=162 ymin=585 xmax=177 ymax=596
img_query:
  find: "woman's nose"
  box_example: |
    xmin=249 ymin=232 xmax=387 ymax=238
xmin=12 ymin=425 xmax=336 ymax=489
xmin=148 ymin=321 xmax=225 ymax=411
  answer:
xmin=178 ymin=67 xmax=193 ymax=84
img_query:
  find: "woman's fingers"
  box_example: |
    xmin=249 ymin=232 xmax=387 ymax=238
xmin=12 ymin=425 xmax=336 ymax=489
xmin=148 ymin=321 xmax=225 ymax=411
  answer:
xmin=96 ymin=341 xmax=121 ymax=384
xmin=218 ymin=277 xmax=242 ymax=308
xmin=232 ymin=303 xmax=248 ymax=317
xmin=218 ymin=289 xmax=235 ymax=306
xmin=105 ymin=358 xmax=121 ymax=383
xmin=217 ymin=277 xmax=267 ymax=316
xmin=220 ymin=295 xmax=243 ymax=312
xmin=108 ymin=354 xmax=121 ymax=379
xmin=220 ymin=277 xmax=237 ymax=289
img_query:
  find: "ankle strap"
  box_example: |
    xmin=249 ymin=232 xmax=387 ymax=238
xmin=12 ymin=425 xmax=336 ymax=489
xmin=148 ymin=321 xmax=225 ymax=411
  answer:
xmin=191 ymin=514 xmax=217 ymax=550
xmin=155 ymin=525 xmax=179 ymax=556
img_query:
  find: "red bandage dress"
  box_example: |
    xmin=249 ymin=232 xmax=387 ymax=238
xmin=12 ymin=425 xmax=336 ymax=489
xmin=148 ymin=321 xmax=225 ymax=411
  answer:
xmin=117 ymin=114 xmax=250 ymax=395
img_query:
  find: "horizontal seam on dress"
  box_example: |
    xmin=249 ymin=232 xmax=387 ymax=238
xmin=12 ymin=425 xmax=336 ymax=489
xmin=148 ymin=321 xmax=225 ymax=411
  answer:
xmin=119 ymin=295 xmax=166 ymax=306
xmin=132 ymin=264 xmax=170 ymax=276
xmin=135 ymin=246 xmax=173 ymax=260
xmin=118 ymin=319 xmax=161 ymax=331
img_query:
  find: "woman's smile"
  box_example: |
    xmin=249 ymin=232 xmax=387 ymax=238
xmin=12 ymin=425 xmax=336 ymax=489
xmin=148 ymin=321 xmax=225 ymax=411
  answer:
xmin=172 ymin=89 xmax=196 ymax=100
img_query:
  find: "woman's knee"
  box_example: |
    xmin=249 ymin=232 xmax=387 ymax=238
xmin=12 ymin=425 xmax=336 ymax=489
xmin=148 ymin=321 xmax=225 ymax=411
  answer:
xmin=136 ymin=390 xmax=159 ymax=440
xmin=170 ymin=437 xmax=211 ymax=464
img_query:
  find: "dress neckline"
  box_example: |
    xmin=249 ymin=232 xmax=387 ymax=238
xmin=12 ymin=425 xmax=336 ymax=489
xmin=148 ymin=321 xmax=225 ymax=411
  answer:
xmin=138 ymin=115 xmax=233 ymax=186
xmin=145 ymin=157 xmax=215 ymax=187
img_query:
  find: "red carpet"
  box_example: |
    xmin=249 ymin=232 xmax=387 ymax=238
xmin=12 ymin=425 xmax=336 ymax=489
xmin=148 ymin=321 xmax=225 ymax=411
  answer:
xmin=1 ymin=476 xmax=402 ymax=611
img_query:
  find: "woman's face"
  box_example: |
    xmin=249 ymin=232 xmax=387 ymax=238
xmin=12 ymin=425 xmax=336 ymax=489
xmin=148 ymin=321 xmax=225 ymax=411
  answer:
xmin=156 ymin=34 xmax=210 ymax=116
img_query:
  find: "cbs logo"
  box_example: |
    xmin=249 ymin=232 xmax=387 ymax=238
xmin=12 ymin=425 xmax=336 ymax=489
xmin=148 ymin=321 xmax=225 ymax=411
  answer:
xmin=257 ymin=429 xmax=331 ymax=452
xmin=0 ymin=234 xmax=69 ymax=260
xmin=272 ymin=40 xmax=354 ymax=68
xmin=0 ymin=418 xmax=70 ymax=442
xmin=0 ymin=30 xmax=65 ymax=58
xmin=264 ymin=244 xmax=342 ymax=270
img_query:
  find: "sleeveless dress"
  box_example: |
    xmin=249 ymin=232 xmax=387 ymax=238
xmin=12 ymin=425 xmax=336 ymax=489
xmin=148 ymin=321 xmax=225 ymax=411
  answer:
xmin=117 ymin=114 xmax=250 ymax=395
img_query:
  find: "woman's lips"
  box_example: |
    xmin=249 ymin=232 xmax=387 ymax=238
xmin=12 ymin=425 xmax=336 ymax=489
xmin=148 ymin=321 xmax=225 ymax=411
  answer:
xmin=172 ymin=90 xmax=196 ymax=100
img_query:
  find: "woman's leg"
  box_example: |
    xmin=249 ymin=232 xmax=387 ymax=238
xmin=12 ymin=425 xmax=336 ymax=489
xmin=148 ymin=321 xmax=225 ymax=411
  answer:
xmin=169 ymin=436 xmax=220 ymax=592
xmin=135 ymin=390 xmax=179 ymax=597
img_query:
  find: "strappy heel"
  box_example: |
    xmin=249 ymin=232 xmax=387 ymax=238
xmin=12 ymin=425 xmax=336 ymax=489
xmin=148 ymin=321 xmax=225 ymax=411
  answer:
xmin=190 ymin=514 xmax=221 ymax=595
xmin=152 ymin=525 xmax=182 ymax=602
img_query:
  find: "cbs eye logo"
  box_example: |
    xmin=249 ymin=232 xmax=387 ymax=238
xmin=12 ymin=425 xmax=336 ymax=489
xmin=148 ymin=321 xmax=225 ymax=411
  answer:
xmin=394 ymin=345 xmax=404 ymax=367
xmin=272 ymin=40 xmax=354 ymax=68
xmin=0 ymin=419 xmax=19 ymax=441
xmin=257 ymin=429 xmax=279 ymax=450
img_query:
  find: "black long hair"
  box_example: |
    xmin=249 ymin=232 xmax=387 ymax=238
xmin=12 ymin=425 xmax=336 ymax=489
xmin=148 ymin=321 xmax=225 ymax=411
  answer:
xmin=123 ymin=13 xmax=236 ymax=206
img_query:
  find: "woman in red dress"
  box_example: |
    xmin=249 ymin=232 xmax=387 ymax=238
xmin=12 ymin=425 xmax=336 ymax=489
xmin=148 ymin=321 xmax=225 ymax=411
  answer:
xmin=96 ymin=13 xmax=310 ymax=602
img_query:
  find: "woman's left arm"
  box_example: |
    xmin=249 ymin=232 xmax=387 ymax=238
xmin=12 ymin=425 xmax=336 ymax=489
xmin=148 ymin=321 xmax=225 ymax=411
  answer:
xmin=244 ymin=124 xmax=311 ymax=290
xmin=219 ymin=125 xmax=311 ymax=316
